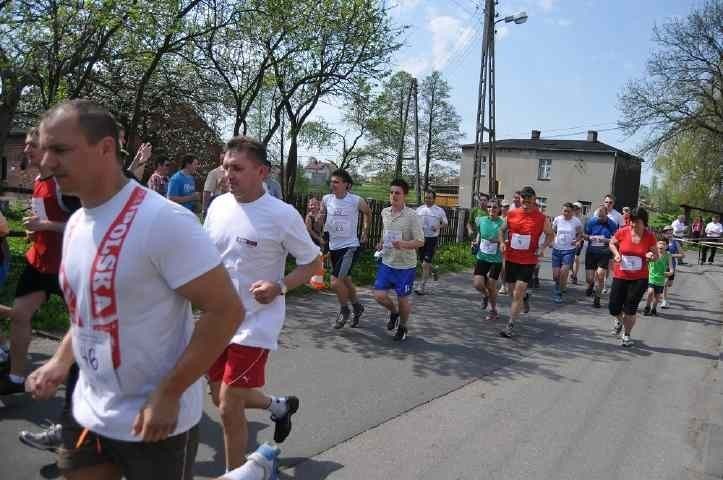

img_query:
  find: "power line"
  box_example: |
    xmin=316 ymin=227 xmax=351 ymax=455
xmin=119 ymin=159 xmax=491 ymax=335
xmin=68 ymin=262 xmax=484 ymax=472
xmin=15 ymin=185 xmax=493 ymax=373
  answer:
xmin=542 ymin=126 xmax=624 ymax=139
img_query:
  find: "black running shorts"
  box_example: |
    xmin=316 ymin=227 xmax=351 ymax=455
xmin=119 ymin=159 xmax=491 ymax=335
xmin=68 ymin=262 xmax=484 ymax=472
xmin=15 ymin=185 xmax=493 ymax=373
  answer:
xmin=608 ymin=277 xmax=648 ymax=316
xmin=330 ymin=247 xmax=360 ymax=278
xmin=504 ymin=261 xmax=535 ymax=284
xmin=57 ymin=417 xmax=199 ymax=479
xmin=474 ymin=260 xmax=502 ymax=280
xmin=585 ymin=251 xmax=611 ymax=271
xmin=15 ymin=261 xmax=63 ymax=300
xmin=419 ymin=237 xmax=438 ymax=263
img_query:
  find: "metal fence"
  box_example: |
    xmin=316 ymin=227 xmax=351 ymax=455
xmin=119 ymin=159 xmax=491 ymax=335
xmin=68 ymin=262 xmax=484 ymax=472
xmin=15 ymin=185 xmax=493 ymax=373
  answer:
xmin=288 ymin=192 xmax=469 ymax=248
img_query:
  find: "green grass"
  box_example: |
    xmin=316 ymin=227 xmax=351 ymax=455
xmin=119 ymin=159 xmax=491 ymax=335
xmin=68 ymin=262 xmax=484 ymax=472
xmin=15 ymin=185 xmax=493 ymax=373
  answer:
xmin=1 ymin=202 xmax=69 ymax=334
xmin=303 ymin=182 xmax=418 ymax=203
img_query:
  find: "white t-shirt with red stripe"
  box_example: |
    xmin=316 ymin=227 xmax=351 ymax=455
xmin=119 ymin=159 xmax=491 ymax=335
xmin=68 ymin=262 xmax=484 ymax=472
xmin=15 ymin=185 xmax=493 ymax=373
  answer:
xmin=61 ymin=180 xmax=221 ymax=442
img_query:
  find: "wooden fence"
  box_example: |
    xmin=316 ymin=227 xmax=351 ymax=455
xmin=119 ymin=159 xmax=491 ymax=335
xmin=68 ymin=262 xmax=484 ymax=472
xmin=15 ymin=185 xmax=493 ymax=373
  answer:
xmin=288 ymin=192 xmax=469 ymax=248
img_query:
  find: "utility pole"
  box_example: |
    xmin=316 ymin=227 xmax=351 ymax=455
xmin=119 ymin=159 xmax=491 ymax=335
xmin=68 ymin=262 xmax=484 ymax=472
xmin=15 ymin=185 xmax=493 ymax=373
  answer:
xmin=472 ymin=0 xmax=497 ymax=199
xmin=413 ymin=78 xmax=421 ymax=205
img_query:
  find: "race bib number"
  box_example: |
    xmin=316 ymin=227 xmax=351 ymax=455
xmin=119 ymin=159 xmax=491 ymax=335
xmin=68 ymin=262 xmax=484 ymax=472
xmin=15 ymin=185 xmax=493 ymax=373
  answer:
xmin=556 ymin=231 xmax=573 ymax=246
xmin=590 ymin=236 xmax=606 ymax=247
xmin=510 ymin=233 xmax=531 ymax=250
xmin=480 ymin=239 xmax=499 ymax=255
xmin=422 ymin=216 xmax=437 ymax=236
xmin=331 ymin=218 xmax=352 ymax=238
xmin=620 ymin=255 xmax=642 ymax=271
xmin=31 ymin=197 xmax=48 ymax=220
xmin=77 ymin=329 xmax=120 ymax=392
xmin=383 ymin=230 xmax=402 ymax=249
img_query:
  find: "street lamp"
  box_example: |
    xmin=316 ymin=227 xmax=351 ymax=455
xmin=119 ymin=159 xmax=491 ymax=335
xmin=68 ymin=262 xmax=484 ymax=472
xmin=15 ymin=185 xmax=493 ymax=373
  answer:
xmin=500 ymin=11 xmax=528 ymax=25
xmin=471 ymin=3 xmax=528 ymax=202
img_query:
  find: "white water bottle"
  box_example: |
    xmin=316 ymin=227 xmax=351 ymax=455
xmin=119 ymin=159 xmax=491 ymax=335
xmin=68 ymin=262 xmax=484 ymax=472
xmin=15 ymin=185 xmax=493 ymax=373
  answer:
xmin=222 ymin=442 xmax=280 ymax=480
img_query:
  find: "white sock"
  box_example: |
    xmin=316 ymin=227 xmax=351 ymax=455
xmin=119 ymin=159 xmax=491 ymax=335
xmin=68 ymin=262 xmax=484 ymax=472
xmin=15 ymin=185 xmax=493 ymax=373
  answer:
xmin=9 ymin=374 xmax=25 ymax=384
xmin=268 ymin=396 xmax=288 ymax=418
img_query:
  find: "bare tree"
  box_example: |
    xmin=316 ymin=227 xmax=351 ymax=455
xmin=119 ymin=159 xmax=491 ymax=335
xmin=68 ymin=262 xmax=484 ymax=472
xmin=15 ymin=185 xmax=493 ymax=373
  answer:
xmin=618 ymin=0 xmax=723 ymax=157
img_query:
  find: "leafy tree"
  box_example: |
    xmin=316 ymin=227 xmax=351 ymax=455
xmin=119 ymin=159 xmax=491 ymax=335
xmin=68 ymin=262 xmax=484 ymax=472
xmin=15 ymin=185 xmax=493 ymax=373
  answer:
xmin=619 ymin=0 xmax=723 ymax=157
xmin=419 ymin=70 xmax=463 ymax=189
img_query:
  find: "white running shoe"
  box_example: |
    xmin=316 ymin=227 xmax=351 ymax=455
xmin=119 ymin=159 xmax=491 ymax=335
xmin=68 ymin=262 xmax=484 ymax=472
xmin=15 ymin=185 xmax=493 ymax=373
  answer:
xmin=498 ymin=285 xmax=507 ymax=295
xmin=602 ymin=287 xmax=609 ymax=295
xmin=660 ymin=300 xmax=669 ymax=309
xmin=621 ymin=335 xmax=633 ymax=347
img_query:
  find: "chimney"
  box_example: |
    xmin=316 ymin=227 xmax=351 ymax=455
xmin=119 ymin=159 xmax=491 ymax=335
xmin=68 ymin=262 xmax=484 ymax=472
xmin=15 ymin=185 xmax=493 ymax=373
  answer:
xmin=587 ymin=130 xmax=598 ymax=142
xmin=531 ymin=129 xmax=541 ymax=140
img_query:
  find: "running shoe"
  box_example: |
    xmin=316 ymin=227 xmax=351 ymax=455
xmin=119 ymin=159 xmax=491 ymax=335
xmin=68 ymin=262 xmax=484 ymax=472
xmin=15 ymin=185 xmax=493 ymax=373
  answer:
xmin=602 ymin=287 xmax=609 ymax=295
xmin=0 ymin=374 xmax=25 ymax=395
xmin=553 ymin=292 xmax=562 ymax=304
xmin=643 ymin=305 xmax=652 ymax=316
xmin=414 ymin=289 xmax=426 ymax=296
xmin=621 ymin=335 xmax=633 ymax=347
xmin=482 ymin=295 xmax=489 ymax=311
xmin=660 ymin=300 xmax=669 ymax=309
xmin=333 ymin=308 xmax=350 ymax=329
xmin=271 ymin=396 xmax=299 ymax=443
xmin=243 ymin=443 xmax=280 ymax=480
xmin=611 ymin=321 xmax=623 ymax=337
xmin=651 ymin=307 xmax=658 ymax=316
xmin=500 ymin=322 xmax=514 ymax=338
xmin=485 ymin=310 xmax=499 ymax=321
xmin=387 ymin=312 xmax=400 ymax=331
xmin=498 ymin=285 xmax=508 ymax=295
xmin=392 ymin=325 xmax=408 ymax=342
xmin=585 ymin=285 xmax=594 ymax=297
xmin=523 ymin=294 xmax=530 ymax=314
xmin=350 ymin=303 xmax=364 ymax=328
xmin=593 ymin=295 xmax=601 ymax=308
xmin=18 ymin=423 xmax=63 ymax=452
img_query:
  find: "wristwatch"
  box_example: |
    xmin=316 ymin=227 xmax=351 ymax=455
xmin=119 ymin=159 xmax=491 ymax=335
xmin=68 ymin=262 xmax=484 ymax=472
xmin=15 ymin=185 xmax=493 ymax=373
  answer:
xmin=278 ymin=280 xmax=288 ymax=296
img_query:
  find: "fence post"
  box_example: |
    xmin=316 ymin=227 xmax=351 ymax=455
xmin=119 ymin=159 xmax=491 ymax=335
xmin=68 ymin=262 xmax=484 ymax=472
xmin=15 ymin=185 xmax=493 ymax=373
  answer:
xmin=456 ymin=207 xmax=466 ymax=242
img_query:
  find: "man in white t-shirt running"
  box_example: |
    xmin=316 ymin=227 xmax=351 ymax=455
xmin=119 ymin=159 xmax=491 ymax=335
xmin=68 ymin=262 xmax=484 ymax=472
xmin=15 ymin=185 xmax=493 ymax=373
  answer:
xmin=414 ymin=189 xmax=448 ymax=295
xmin=321 ymin=169 xmax=372 ymax=329
xmin=204 ymin=136 xmax=321 ymax=471
xmin=26 ymin=99 xmax=242 ymax=480
xmin=551 ymin=202 xmax=583 ymax=303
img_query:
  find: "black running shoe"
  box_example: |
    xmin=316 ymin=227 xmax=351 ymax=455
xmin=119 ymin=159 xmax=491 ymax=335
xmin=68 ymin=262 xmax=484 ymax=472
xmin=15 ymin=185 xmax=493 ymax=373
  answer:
xmin=387 ymin=312 xmax=400 ymax=331
xmin=272 ymin=396 xmax=299 ymax=443
xmin=350 ymin=303 xmax=364 ymax=328
xmin=334 ymin=308 xmax=350 ymax=329
xmin=643 ymin=305 xmax=651 ymax=316
xmin=651 ymin=307 xmax=658 ymax=316
xmin=593 ymin=295 xmax=601 ymax=308
xmin=500 ymin=322 xmax=514 ymax=338
xmin=0 ymin=374 xmax=25 ymax=395
xmin=482 ymin=295 xmax=489 ymax=311
xmin=414 ymin=289 xmax=426 ymax=296
xmin=585 ymin=285 xmax=594 ymax=297
xmin=393 ymin=325 xmax=407 ymax=342
xmin=523 ymin=294 xmax=530 ymax=314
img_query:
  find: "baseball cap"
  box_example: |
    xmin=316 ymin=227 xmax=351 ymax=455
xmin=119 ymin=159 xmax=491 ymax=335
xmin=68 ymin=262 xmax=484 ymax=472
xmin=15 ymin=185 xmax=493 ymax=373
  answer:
xmin=572 ymin=201 xmax=583 ymax=208
xmin=662 ymin=225 xmax=673 ymax=231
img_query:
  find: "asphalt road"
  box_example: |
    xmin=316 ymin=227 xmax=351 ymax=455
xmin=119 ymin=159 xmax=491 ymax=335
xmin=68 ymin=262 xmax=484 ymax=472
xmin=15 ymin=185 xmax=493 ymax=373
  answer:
xmin=1 ymin=259 xmax=721 ymax=480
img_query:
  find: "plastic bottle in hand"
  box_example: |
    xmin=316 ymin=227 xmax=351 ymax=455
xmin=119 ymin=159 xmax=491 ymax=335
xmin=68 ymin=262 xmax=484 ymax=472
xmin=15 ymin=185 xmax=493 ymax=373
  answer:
xmin=222 ymin=443 xmax=280 ymax=480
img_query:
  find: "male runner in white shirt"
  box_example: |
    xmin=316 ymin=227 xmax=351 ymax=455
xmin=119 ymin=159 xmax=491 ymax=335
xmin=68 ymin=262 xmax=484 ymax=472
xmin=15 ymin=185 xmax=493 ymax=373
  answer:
xmin=26 ymin=99 xmax=242 ymax=480
xmin=204 ymin=136 xmax=321 ymax=471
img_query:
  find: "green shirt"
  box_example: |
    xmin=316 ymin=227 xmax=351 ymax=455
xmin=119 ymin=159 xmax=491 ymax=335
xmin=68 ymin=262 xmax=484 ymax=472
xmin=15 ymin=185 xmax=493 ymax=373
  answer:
xmin=648 ymin=253 xmax=670 ymax=286
xmin=470 ymin=207 xmax=488 ymax=226
xmin=476 ymin=216 xmax=504 ymax=263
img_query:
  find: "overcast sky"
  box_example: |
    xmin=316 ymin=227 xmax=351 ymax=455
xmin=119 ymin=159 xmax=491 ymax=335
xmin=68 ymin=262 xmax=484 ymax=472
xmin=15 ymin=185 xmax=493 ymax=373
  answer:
xmin=303 ymin=0 xmax=705 ymax=185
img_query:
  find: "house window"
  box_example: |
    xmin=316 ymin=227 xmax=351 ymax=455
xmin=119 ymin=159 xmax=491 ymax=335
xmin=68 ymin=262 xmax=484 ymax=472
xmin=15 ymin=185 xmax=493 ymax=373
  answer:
xmin=480 ymin=156 xmax=487 ymax=177
xmin=538 ymin=159 xmax=551 ymax=180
